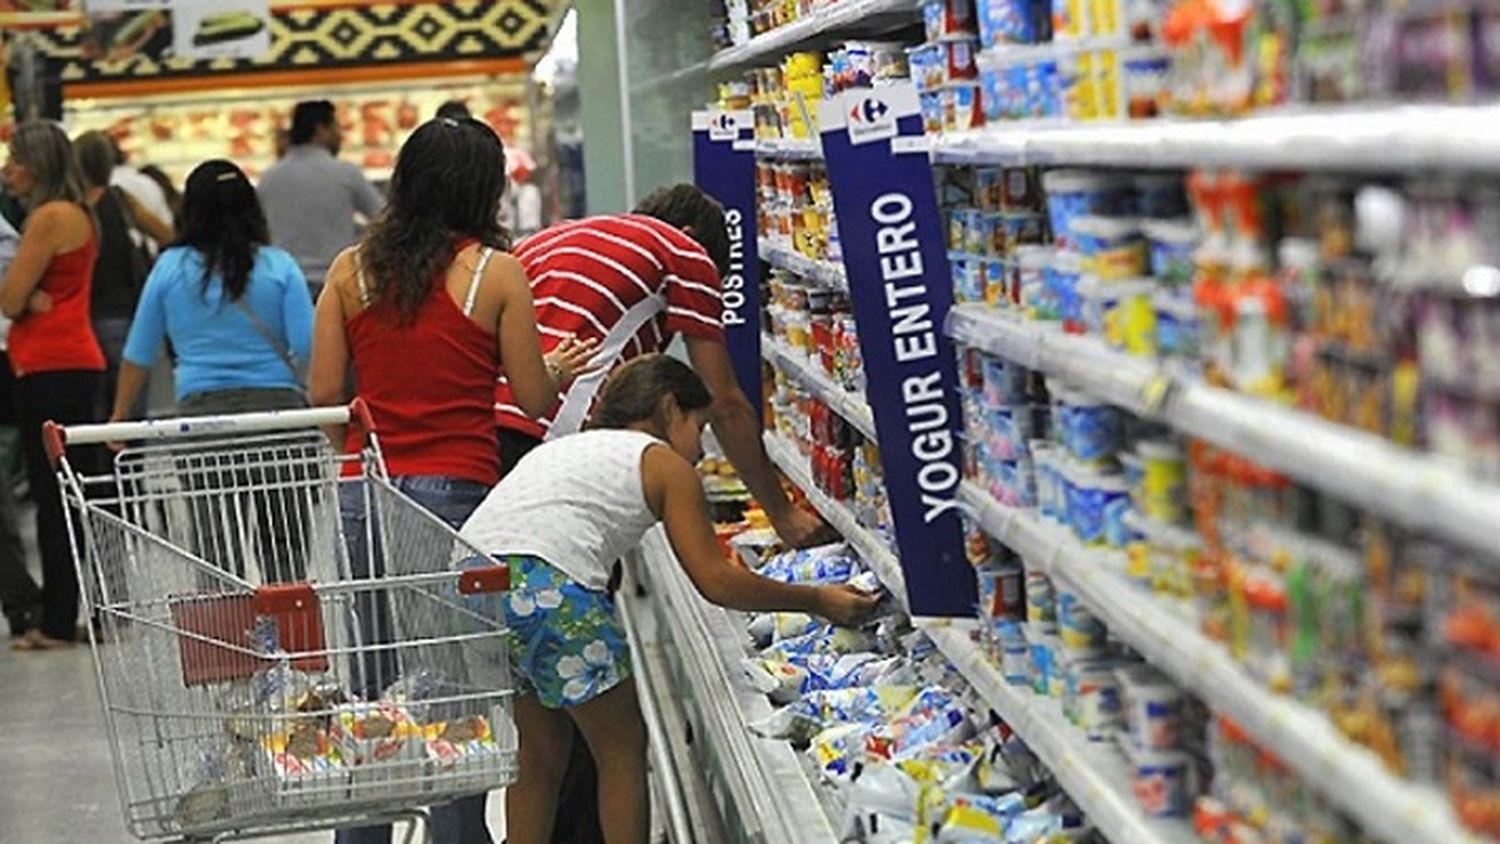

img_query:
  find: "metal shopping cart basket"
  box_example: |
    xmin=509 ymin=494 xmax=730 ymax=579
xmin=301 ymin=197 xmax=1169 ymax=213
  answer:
xmin=45 ymin=402 xmax=517 ymax=842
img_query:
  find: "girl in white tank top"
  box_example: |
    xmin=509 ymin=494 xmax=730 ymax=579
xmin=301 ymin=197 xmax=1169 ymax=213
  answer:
xmin=459 ymin=354 xmax=879 ymax=844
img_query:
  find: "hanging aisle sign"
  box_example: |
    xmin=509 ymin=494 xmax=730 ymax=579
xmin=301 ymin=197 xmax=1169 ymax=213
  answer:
xmin=692 ymin=109 xmax=763 ymax=415
xmin=820 ymin=83 xmax=975 ymax=617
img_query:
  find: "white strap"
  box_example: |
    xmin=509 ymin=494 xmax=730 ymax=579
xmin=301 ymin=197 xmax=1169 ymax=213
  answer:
xmin=464 ymin=247 xmax=495 ymax=317
xmin=545 ymin=291 xmax=666 ymax=440
xmin=354 ymin=251 xmax=371 ymax=308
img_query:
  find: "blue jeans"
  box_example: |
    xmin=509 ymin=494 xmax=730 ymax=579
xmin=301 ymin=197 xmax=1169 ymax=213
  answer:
xmin=335 ymin=475 xmax=494 ymax=844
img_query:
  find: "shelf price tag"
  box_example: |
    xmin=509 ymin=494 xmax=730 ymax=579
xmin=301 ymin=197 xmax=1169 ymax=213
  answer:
xmin=693 ymin=109 xmax=763 ymax=416
xmin=819 ymin=83 xmax=976 ymax=617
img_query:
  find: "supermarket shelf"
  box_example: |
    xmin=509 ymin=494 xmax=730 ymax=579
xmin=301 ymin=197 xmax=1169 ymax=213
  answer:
xmin=756 ymin=137 xmax=824 ymax=160
xmin=765 ymin=433 xmax=910 ymax=610
xmin=708 ymin=0 xmax=923 ymax=71
xmin=632 ymin=528 xmax=842 ymax=844
xmin=923 ymin=622 xmax=1200 ymax=844
xmin=762 ymin=334 xmax=879 ymax=441
xmin=930 ymin=104 xmax=1500 ymax=171
xmin=947 ymin=303 xmax=1500 ymax=559
xmin=956 ymin=481 xmax=1478 ymax=844
xmin=758 ymin=237 xmax=849 ymax=291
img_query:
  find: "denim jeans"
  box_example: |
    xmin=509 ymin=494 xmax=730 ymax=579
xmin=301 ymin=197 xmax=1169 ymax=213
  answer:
xmin=335 ymin=475 xmax=494 ymax=844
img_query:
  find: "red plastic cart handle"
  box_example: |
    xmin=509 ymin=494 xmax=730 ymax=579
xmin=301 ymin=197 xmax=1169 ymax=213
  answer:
xmin=458 ymin=564 xmax=510 ymax=594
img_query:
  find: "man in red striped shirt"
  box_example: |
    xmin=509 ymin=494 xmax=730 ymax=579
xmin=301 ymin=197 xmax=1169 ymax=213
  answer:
xmin=498 ymin=185 xmax=831 ymax=844
xmin=497 ymin=183 xmax=826 ymax=547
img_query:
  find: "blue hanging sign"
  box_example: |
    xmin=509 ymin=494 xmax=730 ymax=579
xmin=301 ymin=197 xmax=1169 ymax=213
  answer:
xmin=819 ymin=83 xmax=975 ymax=617
xmin=692 ymin=109 xmax=762 ymax=415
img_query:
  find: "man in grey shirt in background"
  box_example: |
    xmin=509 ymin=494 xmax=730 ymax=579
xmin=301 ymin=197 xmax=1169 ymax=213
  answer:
xmin=258 ymin=100 xmax=384 ymax=298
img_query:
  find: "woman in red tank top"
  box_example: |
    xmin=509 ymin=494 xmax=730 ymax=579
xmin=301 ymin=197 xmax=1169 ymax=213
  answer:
xmin=0 ymin=122 xmax=104 ymax=649
xmin=307 ymin=117 xmax=594 ymax=844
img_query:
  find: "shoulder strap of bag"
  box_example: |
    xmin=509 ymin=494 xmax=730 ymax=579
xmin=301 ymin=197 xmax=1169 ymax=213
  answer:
xmin=233 ymin=296 xmax=305 ymax=388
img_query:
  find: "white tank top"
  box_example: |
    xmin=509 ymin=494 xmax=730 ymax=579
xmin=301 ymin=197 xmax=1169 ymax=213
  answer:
xmin=459 ymin=429 xmax=663 ymax=590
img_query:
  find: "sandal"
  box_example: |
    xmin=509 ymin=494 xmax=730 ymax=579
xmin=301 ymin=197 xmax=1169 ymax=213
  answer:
xmin=11 ymin=629 xmax=75 ymax=651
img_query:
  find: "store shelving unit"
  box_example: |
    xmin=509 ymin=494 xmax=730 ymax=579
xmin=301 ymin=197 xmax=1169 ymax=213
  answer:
xmin=929 ymin=104 xmax=1500 ymax=170
xmin=762 ymin=334 xmax=879 ymax=441
xmin=923 ymin=622 xmax=1200 ymax=844
xmin=708 ymin=0 xmax=924 ymax=71
xmin=764 ymin=434 xmax=909 ymax=610
xmin=947 ymin=303 xmax=1500 ymax=559
xmin=759 ymin=237 xmax=849 ymax=291
xmin=629 ymin=528 xmax=842 ymax=844
xmin=955 ymin=480 xmax=1478 ymax=844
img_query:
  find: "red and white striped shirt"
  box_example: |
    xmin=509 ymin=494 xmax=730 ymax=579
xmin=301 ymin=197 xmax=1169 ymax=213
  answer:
xmin=496 ymin=214 xmax=724 ymax=439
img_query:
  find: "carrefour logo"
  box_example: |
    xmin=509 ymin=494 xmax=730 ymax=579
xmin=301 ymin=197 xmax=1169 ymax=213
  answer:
xmin=845 ymin=94 xmax=897 ymax=145
xmin=708 ymin=112 xmax=738 ymax=141
xmin=849 ymin=97 xmax=890 ymax=124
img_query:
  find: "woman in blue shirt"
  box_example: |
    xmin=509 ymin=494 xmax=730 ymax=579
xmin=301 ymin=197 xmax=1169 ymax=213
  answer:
xmin=111 ymin=159 xmax=314 ymax=582
xmin=111 ymin=158 xmax=312 ymax=420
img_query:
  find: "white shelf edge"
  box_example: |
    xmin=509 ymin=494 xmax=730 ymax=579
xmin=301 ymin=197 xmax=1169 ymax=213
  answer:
xmin=946 ymin=303 xmax=1500 ymax=560
xmin=636 ymin=529 xmax=843 ymax=844
xmin=929 ymin=104 xmax=1500 ymax=171
xmin=708 ymin=0 xmax=922 ymax=70
xmin=956 ymin=481 xmax=1476 ymax=844
xmin=755 ymin=138 xmax=825 ymax=161
xmin=764 ymin=433 xmax=910 ymax=610
xmin=762 ymin=334 xmax=879 ymax=442
xmin=922 ymin=621 xmax=1201 ymax=844
xmin=758 ymin=237 xmax=849 ymax=292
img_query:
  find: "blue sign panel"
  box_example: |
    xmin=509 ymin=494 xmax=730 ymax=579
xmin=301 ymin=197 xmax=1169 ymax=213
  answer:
xmin=820 ymin=84 xmax=975 ymax=617
xmin=692 ymin=109 xmax=762 ymax=415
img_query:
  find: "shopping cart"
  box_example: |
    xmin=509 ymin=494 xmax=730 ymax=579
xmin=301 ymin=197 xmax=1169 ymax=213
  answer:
xmin=45 ymin=403 xmax=517 ymax=842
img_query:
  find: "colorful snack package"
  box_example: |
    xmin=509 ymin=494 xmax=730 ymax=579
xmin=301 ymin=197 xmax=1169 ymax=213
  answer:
xmin=747 ymin=611 xmax=824 ymax=647
xmin=423 ymin=713 xmax=511 ymax=769
xmin=760 ymin=625 xmax=877 ymax=662
xmin=741 ymin=657 xmax=815 ymax=704
xmin=868 ymin=687 xmax=975 ymax=761
xmin=810 ymin=722 xmax=875 ymax=782
xmin=750 ymin=685 xmax=920 ymax=741
xmin=329 ymin=701 xmax=423 ymax=767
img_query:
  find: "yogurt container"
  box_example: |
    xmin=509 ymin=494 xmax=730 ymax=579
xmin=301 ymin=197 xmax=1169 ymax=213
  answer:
xmin=1066 ymin=464 xmax=1131 ymax=545
xmin=1128 ymin=747 xmax=1193 ymax=817
xmin=1042 ymin=170 xmax=1132 ymax=249
xmin=1064 ymin=656 xmax=1125 ymax=740
xmin=1052 ymin=384 xmax=1125 ymax=463
xmin=1073 ymin=215 xmax=1147 ymax=280
xmin=1057 ymin=589 xmax=1107 ymax=652
xmin=1141 ymin=218 xmax=1199 ymax=286
xmin=1116 ymin=664 xmax=1184 ymax=750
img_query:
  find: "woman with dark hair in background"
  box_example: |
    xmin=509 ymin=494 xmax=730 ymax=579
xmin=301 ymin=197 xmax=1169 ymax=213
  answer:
xmin=74 ymin=130 xmax=172 ymax=419
xmin=309 ymin=116 xmax=596 ymax=844
xmin=0 ymin=121 xmax=103 ymax=649
xmin=137 ymin=164 xmax=183 ymax=231
xmin=111 ymin=159 xmax=314 ymax=582
xmin=110 ymin=158 xmax=310 ymax=421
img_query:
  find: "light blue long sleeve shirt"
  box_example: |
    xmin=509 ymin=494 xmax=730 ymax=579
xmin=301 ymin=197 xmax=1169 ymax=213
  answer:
xmin=123 ymin=245 xmax=314 ymax=401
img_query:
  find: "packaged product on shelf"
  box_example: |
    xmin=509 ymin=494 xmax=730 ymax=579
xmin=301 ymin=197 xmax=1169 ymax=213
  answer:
xmin=751 ymin=685 xmax=923 ymax=742
xmin=927 ymin=0 xmax=980 ymax=42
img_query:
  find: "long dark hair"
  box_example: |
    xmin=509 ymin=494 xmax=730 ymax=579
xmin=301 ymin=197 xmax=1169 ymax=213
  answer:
xmin=360 ymin=117 xmax=510 ymax=324
xmin=176 ymin=159 xmax=268 ymax=302
xmin=591 ymin=355 xmax=713 ymax=430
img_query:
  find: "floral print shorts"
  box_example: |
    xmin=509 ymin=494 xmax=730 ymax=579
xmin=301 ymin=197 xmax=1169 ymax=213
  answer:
xmin=462 ymin=554 xmax=632 ymax=710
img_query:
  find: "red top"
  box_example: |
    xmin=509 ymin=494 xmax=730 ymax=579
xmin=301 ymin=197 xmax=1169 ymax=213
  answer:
xmin=495 ymin=214 xmax=724 ymax=439
xmin=8 ymin=235 xmax=104 ymax=377
xmin=344 ymin=241 xmax=501 ymax=485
